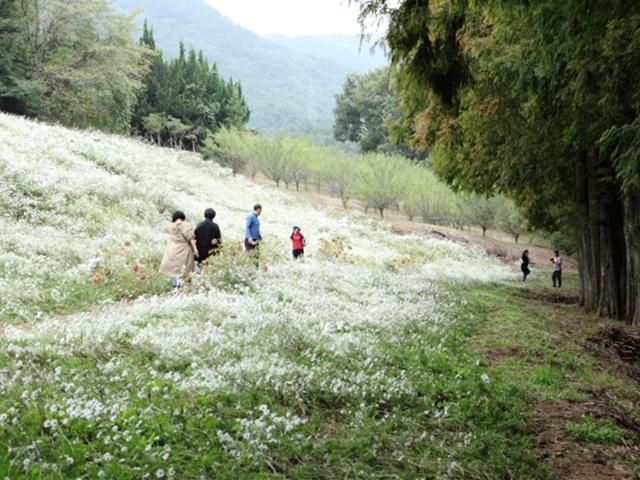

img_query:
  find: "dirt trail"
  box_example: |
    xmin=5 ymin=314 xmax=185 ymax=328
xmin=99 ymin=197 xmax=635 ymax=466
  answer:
xmin=477 ymin=288 xmax=640 ymax=479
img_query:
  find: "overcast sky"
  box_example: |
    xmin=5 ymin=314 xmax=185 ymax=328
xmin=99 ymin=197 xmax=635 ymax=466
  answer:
xmin=206 ymin=0 xmax=365 ymax=36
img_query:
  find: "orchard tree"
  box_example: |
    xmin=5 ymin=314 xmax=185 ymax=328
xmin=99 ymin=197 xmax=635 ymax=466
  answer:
xmin=356 ymin=153 xmax=407 ymax=217
xmin=498 ymin=199 xmax=527 ymax=243
xmin=401 ymin=166 xmax=455 ymax=224
xmin=255 ymin=137 xmax=290 ymax=187
xmin=203 ymin=127 xmax=255 ymax=176
xmin=459 ymin=194 xmax=499 ymax=237
xmin=323 ymin=149 xmax=360 ymax=208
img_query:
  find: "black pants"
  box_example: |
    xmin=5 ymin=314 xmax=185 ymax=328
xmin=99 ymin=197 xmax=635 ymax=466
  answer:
xmin=552 ymin=270 xmax=562 ymax=287
xmin=245 ymin=240 xmax=260 ymax=267
xmin=293 ymin=249 xmax=304 ymax=259
xmin=521 ymin=266 xmax=530 ymax=281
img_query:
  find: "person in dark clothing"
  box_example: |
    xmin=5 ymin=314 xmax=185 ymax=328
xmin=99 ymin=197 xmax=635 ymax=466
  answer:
xmin=290 ymin=226 xmax=305 ymax=259
xmin=195 ymin=208 xmax=221 ymax=268
xmin=521 ymin=249 xmax=531 ymax=281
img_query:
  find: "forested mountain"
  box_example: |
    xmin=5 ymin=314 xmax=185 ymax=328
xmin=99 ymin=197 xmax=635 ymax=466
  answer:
xmin=111 ymin=0 xmax=381 ymax=133
xmin=265 ymin=35 xmax=387 ymax=74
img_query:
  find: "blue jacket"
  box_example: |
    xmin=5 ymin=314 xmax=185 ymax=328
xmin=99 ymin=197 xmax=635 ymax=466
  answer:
xmin=244 ymin=213 xmax=262 ymax=241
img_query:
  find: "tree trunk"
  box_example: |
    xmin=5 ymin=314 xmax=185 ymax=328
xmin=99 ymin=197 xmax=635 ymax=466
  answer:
xmin=597 ymin=181 xmax=625 ymax=319
xmin=623 ymin=187 xmax=640 ymax=325
xmin=379 ymin=208 xmax=384 ymax=218
xmin=574 ymin=151 xmax=629 ymax=320
xmin=575 ymin=152 xmax=601 ymax=310
xmin=514 ymin=233 xmax=520 ymax=243
xmin=482 ymin=226 xmax=487 ymax=237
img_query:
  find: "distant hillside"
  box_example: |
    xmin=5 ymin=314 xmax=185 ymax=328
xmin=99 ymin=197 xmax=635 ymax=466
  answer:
xmin=265 ymin=34 xmax=387 ymax=74
xmin=111 ymin=0 xmax=369 ymax=133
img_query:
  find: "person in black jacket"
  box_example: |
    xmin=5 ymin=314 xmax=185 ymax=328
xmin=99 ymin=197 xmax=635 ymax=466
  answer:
xmin=521 ymin=249 xmax=531 ymax=281
xmin=195 ymin=208 xmax=221 ymax=269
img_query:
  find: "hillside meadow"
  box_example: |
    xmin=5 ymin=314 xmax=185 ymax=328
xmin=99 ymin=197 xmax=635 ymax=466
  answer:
xmin=2 ymin=114 xmax=638 ymax=478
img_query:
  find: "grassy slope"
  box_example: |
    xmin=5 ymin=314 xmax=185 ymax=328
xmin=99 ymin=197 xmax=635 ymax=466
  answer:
xmin=466 ymin=274 xmax=640 ymax=479
xmin=0 ymin=114 xmax=638 ymax=478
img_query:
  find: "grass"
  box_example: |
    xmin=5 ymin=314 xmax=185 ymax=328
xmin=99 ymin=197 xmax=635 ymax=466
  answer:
xmin=463 ymin=271 xmax=640 ymax=477
xmin=0 ymin=279 xmax=548 ymax=479
xmin=566 ymin=416 xmax=627 ymax=445
xmin=1 ymin=269 xmax=638 ymax=478
xmin=2 ymin=254 xmax=172 ymax=325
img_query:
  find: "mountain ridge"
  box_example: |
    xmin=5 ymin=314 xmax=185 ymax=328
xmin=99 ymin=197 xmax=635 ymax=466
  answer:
xmin=111 ymin=0 xmax=382 ymax=133
xmin=265 ymin=34 xmax=386 ymax=74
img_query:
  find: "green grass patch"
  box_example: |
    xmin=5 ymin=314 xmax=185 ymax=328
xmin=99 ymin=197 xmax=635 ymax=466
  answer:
xmin=566 ymin=415 xmax=627 ymax=445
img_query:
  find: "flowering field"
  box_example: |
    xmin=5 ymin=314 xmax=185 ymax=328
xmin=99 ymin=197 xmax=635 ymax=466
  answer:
xmin=0 ymin=113 xmax=544 ymax=478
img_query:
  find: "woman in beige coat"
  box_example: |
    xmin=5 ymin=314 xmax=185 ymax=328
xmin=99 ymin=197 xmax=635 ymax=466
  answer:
xmin=159 ymin=211 xmax=199 ymax=287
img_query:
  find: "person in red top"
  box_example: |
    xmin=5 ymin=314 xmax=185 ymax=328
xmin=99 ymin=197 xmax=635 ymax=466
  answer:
xmin=290 ymin=226 xmax=305 ymax=259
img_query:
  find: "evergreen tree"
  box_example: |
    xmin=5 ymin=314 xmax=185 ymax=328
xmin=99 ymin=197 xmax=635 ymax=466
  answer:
xmin=353 ymin=0 xmax=640 ymax=323
xmin=133 ymin=23 xmax=250 ymax=150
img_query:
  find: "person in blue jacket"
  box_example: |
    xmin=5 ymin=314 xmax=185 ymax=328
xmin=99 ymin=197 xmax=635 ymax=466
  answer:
xmin=244 ymin=204 xmax=262 ymax=265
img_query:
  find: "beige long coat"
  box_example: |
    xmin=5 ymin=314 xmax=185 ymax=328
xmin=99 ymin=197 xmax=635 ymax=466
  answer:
xmin=159 ymin=221 xmax=196 ymax=278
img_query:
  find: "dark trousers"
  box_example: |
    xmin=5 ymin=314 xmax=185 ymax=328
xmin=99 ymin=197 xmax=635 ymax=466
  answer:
xmin=552 ymin=270 xmax=562 ymax=287
xmin=245 ymin=239 xmax=260 ymax=267
xmin=293 ymin=249 xmax=304 ymax=259
xmin=522 ymin=266 xmax=530 ymax=281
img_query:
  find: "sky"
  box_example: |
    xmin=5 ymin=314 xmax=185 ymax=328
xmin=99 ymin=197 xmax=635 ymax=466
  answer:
xmin=205 ymin=0 xmax=365 ymax=36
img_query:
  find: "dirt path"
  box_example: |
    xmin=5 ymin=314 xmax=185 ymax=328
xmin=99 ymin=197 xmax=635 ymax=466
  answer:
xmin=471 ymin=285 xmax=640 ymax=479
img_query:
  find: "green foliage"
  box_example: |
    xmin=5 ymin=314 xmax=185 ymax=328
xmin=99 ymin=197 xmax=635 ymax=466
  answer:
xmin=401 ymin=166 xmax=455 ymax=223
xmin=333 ymin=67 xmax=422 ymax=157
xmin=253 ymin=136 xmax=292 ymax=187
xmin=497 ymin=198 xmax=527 ymax=243
xmin=459 ymin=194 xmax=500 ymax=237
xmin=334 ymin=67 xmax=396 ymax=152
xmin=134 ymin=24 xmax=249 ymax=150
xmin=353 ymin=0 xmax=640 ymax=320
xmin=0 ymin=0 xmax=44 ymax=115
xmin=566 ymin=416 xmax=626 ymax=445
xmin=207 ymin=127 xmax=521 ymax=232
xmin=203 ymin=127 xmax=255 ymax=176
xmin=1 ymin=0 xmax=148 ymax=132
xmin=356 ymin=153 xmax=408 ymax=217
xmin=321 ymin=149 xmax=360 ymax=208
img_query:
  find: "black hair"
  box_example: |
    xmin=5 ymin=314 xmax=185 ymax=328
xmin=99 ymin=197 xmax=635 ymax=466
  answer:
xmin=555 ymin=250 xmax=560 ymax=255
xmin=172 ymin=211 xmax=186 ymax=222
xmin=204 ymin=208 xmax=216 ymax=220
xmin=253 ymin=203 xmax=262 ymax=211
xmin=523 ymin=249 xmax=529 ymax=255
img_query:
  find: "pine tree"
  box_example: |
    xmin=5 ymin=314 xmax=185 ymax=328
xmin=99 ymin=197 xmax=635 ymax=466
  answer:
xmin=133 ymin=22 xmax=250 ymax=150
